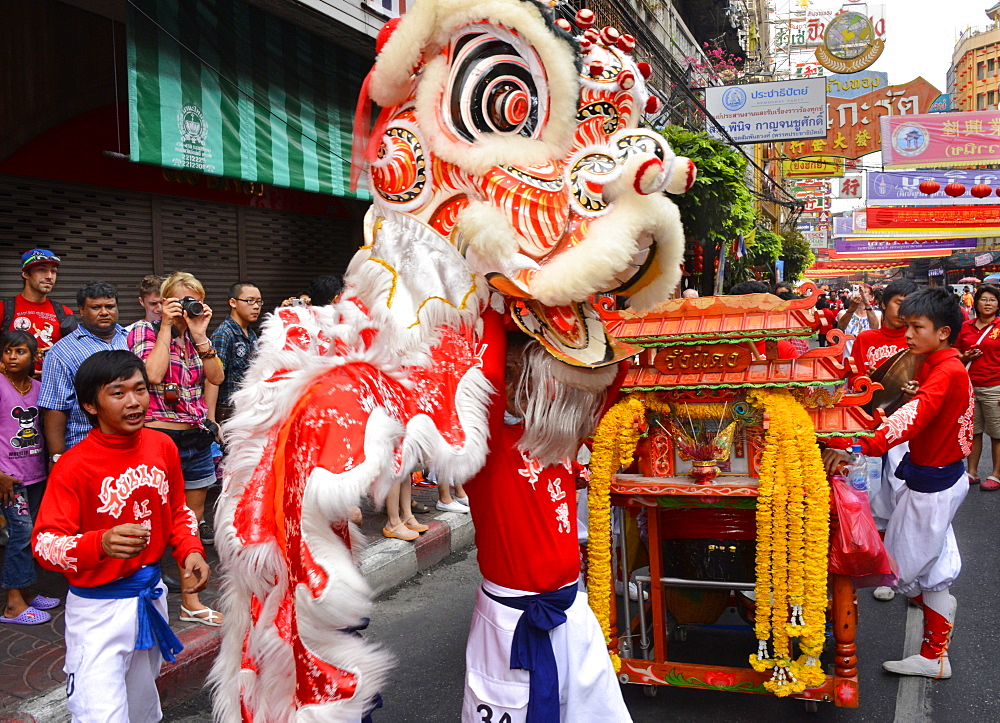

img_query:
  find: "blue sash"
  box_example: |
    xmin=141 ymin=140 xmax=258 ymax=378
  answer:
xmin=69 ymin=563 xmax=184 ymax=663
xmin=895 ymin=452 xmax=965 ymax=493
xmin=483 ymin=584 xmax=577 ymax=723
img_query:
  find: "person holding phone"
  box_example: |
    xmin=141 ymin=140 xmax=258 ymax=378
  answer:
xmin=837 ymin=283 xmax=881 ymax=356
xmin=128 ymin=272 xmax=224 ymax=626
xmin=956 ymin=284 xmax=1000 ymax=490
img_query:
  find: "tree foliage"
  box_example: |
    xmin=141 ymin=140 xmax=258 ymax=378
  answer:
xmin=779 ymin=229 xmax=815 ymax=282
xmin=657 ymin=125 xmax=757 ymax=294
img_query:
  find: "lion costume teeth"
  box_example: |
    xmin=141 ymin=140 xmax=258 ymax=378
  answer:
xmin=212 ymin=1 xmax=694 ymax=717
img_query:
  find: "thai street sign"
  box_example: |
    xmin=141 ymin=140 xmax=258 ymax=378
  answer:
xmin=706 ymin=78 xmax=827 ymax=144
xmin=783 ymin=157 xmax=844 ymax=177
xmin=880 ymin=111 xmax=1000 ymax=169
xmin=826 ymin=71 xmax=889 ymax=99
xmin=781 ymin=77 xmax=941 ymax=161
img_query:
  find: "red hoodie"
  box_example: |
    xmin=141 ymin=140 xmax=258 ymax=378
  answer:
xmin=33 ymin=427 xmax=203 ymax=587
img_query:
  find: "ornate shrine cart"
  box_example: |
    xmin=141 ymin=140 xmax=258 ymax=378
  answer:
xmin=586 ymin=283 xmax=887 ymax=709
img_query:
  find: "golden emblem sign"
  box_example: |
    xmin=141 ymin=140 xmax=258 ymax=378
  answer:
xmin=815 ymin=11 xmax=884 ymax=74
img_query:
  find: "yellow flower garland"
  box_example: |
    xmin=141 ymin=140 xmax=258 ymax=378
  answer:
xmin=585 ymin=389 xmax=829 ymax=696
xmin=587 ymin=395 xmax=646 ymax=673
xmin=746 ymin=389 xmax=830 ymax=696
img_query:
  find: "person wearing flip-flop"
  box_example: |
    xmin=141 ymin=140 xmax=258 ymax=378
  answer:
xmin=0 ymin=330 xmax=59 ymax=625
xmin=33 ymin=351 xmax=211 ymax=721
xmin=956 ymin=284 xmax=1000 ymax=491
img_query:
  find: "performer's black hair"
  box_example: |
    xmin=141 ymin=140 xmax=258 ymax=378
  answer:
xmin=897 ymin=287 xmax=963 ymax=345
xmin=74 ymin=350 xmax=149 ymax=426
xmin=880 ymin=278 xmax=919 ymax=309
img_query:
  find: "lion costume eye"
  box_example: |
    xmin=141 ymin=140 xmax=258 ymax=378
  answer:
xmin=445 ymin=26 xmax=549 ymax=142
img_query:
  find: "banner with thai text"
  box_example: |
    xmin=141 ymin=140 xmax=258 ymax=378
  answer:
xmin=706 ymin=78 xmax=827 ymax=144
xmin=881 ymin=111 xmax=1000 ymax=169
xmin=867 ymin=170 xmax=1000 ymax=206
xmin=783 ymin=157 xmax=844 ymax=177
xmin=826 ymin=71 xmax=889 ymax=98
xmin=834 ymin=237 xmax=975 ymax=255
xmin=780 ymin=77 xmax=940 ymax=160
xmin=773 ymin=4 xmax=886 ymax=50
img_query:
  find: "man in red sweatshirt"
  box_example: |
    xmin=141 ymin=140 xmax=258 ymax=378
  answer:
xmin=33 ymin=350 xmax=209 ymax=722
xmin=824 ymin=287 xmax=973 ymax=680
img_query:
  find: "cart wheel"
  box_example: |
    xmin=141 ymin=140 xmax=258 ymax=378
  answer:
xmin=804 ymin=700 xmax=819 ymax=713
xmin=642 ymin=685 xmax=658 ymax=698
xmin=677 ymin=627 xmax=688 ymax=642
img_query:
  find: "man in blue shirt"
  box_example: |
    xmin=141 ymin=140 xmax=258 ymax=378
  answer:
xmin=207 ymin=282 xmax=260 ymax=424
xmin=40 ymin=281 xmax=129 ymax=464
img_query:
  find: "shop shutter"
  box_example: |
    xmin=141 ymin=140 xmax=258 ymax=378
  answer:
xmin=0 ymin=174 xmax=155 ymax=315
xmin=157 ymin=196 xmax=240 ymax=327
xmin=243 ymin=206 xmax=358 ymax=308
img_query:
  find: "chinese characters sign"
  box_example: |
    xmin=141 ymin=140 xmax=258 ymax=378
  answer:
xmin=880 ymin=111 xmax=1000 ymax=169
xmin=706 ymin=78 xmax=827 ymax=144
xmin=781 ymin=78 xmax=941 ymax=161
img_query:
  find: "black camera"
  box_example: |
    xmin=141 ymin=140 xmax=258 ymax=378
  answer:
xmin=179 ymin=296 xmax=204 ymax=317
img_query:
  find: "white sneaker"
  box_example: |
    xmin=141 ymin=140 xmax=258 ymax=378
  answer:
xmin=454 ymin=496 xmax=470 ymax=506
xmin=873 ymin=586 xmax=895 ymax=601
xmin=614 ymin=580 xmax=649 ymax=601
xmin=882 ymin=653 xmax=951 ymax=679
xmin=436 ymin=500 xmax=470 ymax=513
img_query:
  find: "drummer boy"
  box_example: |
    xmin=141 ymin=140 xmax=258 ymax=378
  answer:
xmin=823 ymin=287 xmax=972 ymax=680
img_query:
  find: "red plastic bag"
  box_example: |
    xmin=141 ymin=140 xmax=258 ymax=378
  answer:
xmin=828 ymin=477 xmax=897 ymax=588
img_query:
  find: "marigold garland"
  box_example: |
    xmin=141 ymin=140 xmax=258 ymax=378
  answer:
xmin=746 ymin=389 xmax=830 ymax=696
xmin=586 ymin=395 xmax=646 ymax=673
xmin=585 ymin=389 xmax=830 ymax=696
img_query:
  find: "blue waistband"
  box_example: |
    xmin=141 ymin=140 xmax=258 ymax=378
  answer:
xmin=483 ymin=584 xmax=577 ymax=723
xmin=70 ymin=564 xmax=184 ymax=663
xmin=896 ymin=453 xmax=965 ymax=493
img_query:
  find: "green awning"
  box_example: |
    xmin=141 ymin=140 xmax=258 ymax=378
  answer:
xmin=127 ymin=0 xmax=370 ymax=199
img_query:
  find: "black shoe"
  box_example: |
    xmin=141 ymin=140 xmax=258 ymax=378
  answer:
xmin=199 ymin=520 xmax=215 ymax=545
xmin=160 ymin=573 xmax=182 ymax=594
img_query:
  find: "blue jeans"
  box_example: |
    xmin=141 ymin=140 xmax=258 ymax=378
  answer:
xmin=2 ymin=485 xmax=37 ymax=590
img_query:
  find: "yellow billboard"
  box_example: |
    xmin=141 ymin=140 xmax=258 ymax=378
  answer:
xmin=783 ymin=157 xmax=845 ymax=178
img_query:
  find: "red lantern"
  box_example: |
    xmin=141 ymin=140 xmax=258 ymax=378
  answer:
xmin=996 ymin=187 xmax=1000 ymax=197
xmin=944 ymin=182 xmax=966 ymax=197
xmin=918 ymin=180 xmax=940 ymax=195
xmin=972 ymin=184 xmax=992 ymax=198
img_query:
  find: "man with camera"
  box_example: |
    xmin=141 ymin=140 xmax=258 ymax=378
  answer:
xmin=128 ymin=272 xmax=224 ymax=627
xmin=40 ymin=281 xmax=129 ymax=461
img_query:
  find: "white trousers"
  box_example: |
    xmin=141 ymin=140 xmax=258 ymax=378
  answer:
xmin=871 ymin=443 xmax=908 ymax=530
xmin=462 ymin=580 xmax=631 ymax=723
xmin=63 ymin=584 xmax=167 ymax=723
xmin=884 ymin=477 xmax=968 ymax=597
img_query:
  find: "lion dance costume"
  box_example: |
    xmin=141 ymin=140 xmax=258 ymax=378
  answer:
xmin=211 ymin=0 xmax=695 ymax=718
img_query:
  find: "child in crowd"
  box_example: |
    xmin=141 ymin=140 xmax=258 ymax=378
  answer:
xmin=0 ymin=331 xmax=58 ymax=624
xmin=824 ymin=287 xmax=972 ymax=679
xmin=33 ymin=351 xmax=210 ymax=721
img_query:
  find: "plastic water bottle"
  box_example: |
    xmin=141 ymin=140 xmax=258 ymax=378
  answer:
xmin=866 ymin=455 xmax=882 ymax=500
xmin=847 ymin=445 xmax=867 ymax=492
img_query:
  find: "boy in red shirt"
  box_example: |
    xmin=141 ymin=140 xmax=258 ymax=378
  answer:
xmin=824 ymin=287 xmax=973 ymax=679
xmin=461 ymin=311 xmax=631 ymax=722
xmin=847 ymin=278 xmax=919 ymax=603
xmin=33 ymin=350 xmax=209 ymax=721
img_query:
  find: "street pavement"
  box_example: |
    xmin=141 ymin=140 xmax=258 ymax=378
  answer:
xmin=165 ymin=455 xmax=1000 ymax=721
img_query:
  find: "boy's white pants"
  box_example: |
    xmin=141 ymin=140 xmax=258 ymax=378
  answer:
xmin=885 ymin=478 xmax=968 ymax=597
xmin=64 ymin=583 xmax=167 ymax=723
xmin=462 ymin=580 xmax=631 ymax=723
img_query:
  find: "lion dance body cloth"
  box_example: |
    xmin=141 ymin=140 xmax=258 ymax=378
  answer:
xmin=210 ymin=0 xmax=695 ymax=719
